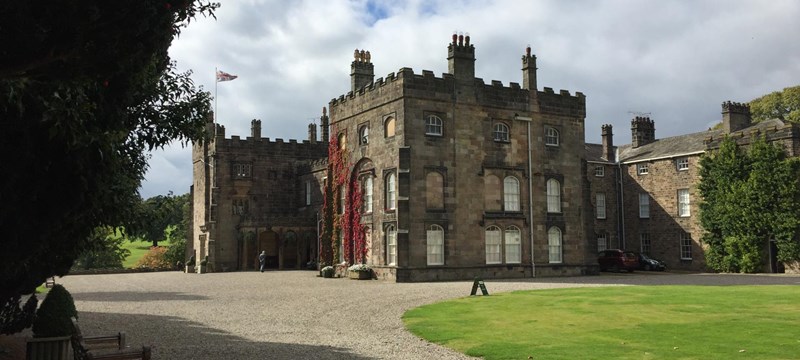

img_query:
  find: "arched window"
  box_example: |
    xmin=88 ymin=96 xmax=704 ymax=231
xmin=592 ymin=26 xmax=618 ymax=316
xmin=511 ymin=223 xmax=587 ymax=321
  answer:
xmin=485 ymin=226 xmax=502 ymax=264
xmin=363 ymin=176 xmax=373 ymax=213
xmin=359 ymin=125 xmax=369 ymax=145
xmin=503 ymin=176 xmax=520 ymax=211
xmin=546 ymin=179 xmax=561 ymax=213
xmin=426 ymin=171 xmax=444 ymax=209
xmin=338 ymin=132 xmax=347 ymax=150
xmin=384 ymin=116 xmax=396 ymax=138
xmin=484 ymin=174 xmax=501 ymax=211
xmin=505 ymin=226 xmax=521 ymax=263
xmin=545 ymin=127 xmax=559 ymax=146
xmin=338 ymin=230 xmax=345 ymax=263
xmin=386 ymin=225 xmax=397 ymax=265
xmin=548 ymin=227 xmax=562 ymax=263
xmin=386 ymin=172 xmax=396 ymax=210
xmin=426 ymin=224 xmax=444 ymax=265
xmin=493 ymin=123 xmax=509 ymax=142
xmin=425 ymin=115 xmax=443 ymax=136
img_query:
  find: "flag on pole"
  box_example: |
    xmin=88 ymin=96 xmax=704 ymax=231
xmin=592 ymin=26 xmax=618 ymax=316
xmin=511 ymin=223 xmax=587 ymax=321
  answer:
xmin=216 ymin=70 xmax=238 ymax=82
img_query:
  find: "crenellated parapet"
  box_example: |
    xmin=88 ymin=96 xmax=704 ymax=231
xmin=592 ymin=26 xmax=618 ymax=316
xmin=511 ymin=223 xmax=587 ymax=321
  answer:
xmin=721 ymin=101 xmax=750 ymax=115
xmin=537 ymin=87 xmax=587 ymax=118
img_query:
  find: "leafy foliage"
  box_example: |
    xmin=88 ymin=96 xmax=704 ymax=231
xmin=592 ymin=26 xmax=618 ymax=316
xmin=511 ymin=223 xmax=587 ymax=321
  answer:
xmin=73 ymin=227 xmax=131 ymax=270
xmin=129 ymin=192 xmax=190 ymax=247
xmin=0 ymin=1 xmax=218 ymax=316
xmin=749 ymin=85 xmax=800 ymax=123
xmin=134 ymin=246 xmax=172 ymax=270
xmin=698 ymin=136 xmax=800 ymax=272
xmin=0 ymin=295 xmax=37 ymax=335
xmin=32 ymin=285 xmax=78 ymax=338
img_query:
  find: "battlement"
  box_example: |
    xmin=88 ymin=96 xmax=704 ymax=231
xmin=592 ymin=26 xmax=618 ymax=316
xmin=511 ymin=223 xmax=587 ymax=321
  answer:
xmin=631 ymin=116 xmax=654 ymax=126
xmin=537 ymin=87 xmax=587 ymax=117
xmin=721 ymin=100 xmax=750 ymax=114
xmin=211 ymin=131 xmax=329 ymax=155
xmin=631 ymin=116 xmax=656 ymax=148
xmin=601 ymin=124 xmax=613 ymax=135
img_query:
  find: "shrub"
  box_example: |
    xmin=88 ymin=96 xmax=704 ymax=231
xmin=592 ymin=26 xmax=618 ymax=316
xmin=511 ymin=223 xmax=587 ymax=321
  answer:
xmin=134 ymin=246 xmax=171 ymax=270
xmin=321 ymin=266 xmax=334 ymax=278
xmin=164 ymin=236 xmax=187 ymax=267
xmin=1 ymin=294 xmax=37 ymax=335
xmin=32 ymin=284 xmax=77 ymax=337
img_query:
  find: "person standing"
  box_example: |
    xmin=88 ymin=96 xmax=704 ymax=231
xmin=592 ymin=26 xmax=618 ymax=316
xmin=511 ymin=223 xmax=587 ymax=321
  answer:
xmin=258 ymin=251 xmax=267 ymax=272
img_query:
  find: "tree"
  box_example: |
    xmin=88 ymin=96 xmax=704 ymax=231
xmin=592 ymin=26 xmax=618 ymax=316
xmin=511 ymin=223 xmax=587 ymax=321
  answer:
xmin=73 ymin=227 xmax=131 ymax=270
xmin=749 ymin=85 xmax=800 ymax=123
xmin=698 ymin=136 xmax=800 ymax=272
xmin=0 ymin=1 xmax=218 ymax=332
xmin=129 ymin=192 xmax=190 ymax=247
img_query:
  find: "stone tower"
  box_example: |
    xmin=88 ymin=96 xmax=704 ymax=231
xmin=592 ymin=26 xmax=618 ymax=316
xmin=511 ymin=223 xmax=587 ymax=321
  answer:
xmin=721 ymin=101 xmax=751 ymax=133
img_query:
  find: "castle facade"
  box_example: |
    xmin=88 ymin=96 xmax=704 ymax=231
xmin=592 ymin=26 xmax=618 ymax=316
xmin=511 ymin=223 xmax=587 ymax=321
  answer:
xmin=189 ymin=34 xmax=799 ymax=280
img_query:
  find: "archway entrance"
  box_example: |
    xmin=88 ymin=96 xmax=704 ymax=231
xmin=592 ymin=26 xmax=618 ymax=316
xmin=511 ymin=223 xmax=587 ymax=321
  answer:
xmin=258 ymin=230 xmax=279 ymax=269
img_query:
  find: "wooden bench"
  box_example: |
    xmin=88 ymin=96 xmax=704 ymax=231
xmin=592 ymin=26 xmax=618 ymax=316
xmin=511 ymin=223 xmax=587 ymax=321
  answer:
xmin=70 ymin=318 xmax=151 ymax=360
xmin=45 ymin=277 xmax=55 ymax=288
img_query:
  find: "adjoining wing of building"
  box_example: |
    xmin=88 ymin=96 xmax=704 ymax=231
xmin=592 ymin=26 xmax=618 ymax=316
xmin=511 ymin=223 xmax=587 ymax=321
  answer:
xmin=190 ymin=34 xmax=800 ymax=280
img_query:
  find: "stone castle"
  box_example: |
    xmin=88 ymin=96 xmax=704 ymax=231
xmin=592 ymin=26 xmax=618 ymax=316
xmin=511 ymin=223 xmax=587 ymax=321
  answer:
xmin=190 ymin=34 xmax=799 ymax=280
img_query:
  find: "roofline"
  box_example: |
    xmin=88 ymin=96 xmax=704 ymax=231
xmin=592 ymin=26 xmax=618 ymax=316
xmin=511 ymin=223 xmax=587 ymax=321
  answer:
xmin=620 ymin=150 xmax=706 ymax=164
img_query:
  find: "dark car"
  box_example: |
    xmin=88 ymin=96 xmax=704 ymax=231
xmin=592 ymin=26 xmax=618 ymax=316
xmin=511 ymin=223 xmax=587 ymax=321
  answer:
xmin=636 ymin=253 xmax=666 ymax=271
xmin=597 ymin=249 xmax=639 ymax=272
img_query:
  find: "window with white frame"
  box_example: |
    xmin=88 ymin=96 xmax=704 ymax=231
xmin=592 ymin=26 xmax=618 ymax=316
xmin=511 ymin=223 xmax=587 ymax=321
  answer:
xmin=386 ymin=225 xmax=397 ymax=265
xmin=544 ymin=127 xmax=559 ymax=146
xmin=384 ymin=116 xmax=396 ymax=138
xmin=485 ymin=226 xmax=502 ymax=264
xmin=596 ymin=193 xmax=606 ymax=219
xmin=425 ymin=115 xmax=443 ymax=136
xmin=359 ymin=125 xmax=369 ymax=145
xmin=640 ymin=233 xmax=651 ymax=254
xmin=548 ymin=227 xmax=562 ymax=263
xmin=547 ymin=179 xmax=561 ymax=213
xmin=597 ymin=233 xmax=608 ymax=252
xmin=637 ymin=163 xmax=649 ymax=175
xmin=676 ymin=157 xmax=689 ymax=171
xmin=680 ymin=232 xmax=692 ymax=260
xmin=503 ymin=176 xmax=520 ymax=211
xmin=493 ymin=123 xmax=510 ymax=142
xmin=363 ymin=176 xmax=373 ymax=213
xmin=639 ymin=193 xmax=650 ymax=218
xmin=305 ymin=181 xmax=312 ymax=206
xmin=426 ymin=224 xmax=444 ymax=265
xmin=386 ymin=172 xmax=396 ymax=210
xmin=678 ymin=189 xmax=690 ymax=217
xmin=505 ymin=226 xmax=521 ymax=264
xmin=594 ymin=166 xmax=604 ymax=177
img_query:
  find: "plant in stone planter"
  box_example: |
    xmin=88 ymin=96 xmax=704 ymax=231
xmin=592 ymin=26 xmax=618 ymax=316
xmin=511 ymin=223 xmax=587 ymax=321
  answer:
xmin=321 ymin=266 xmax=335 ymax=278
xmin=347 ymin=263 xmax=372 ymax=280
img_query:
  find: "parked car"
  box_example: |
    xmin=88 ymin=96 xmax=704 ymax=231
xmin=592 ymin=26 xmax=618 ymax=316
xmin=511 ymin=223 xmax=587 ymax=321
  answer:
xmin=636 ymin=252 xmax=666 ymax=271
xmin=597 ymin=249 xmax=639 ymax=272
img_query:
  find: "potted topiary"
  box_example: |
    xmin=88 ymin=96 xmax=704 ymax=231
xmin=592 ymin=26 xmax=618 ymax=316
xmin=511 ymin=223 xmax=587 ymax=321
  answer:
xmin=27 ymin=284 xmax=77 ymax=359
xmin=197 ymin=256 xmax=208 ymax=274
xmin=185 ymin=255 xmax=196 ymax=273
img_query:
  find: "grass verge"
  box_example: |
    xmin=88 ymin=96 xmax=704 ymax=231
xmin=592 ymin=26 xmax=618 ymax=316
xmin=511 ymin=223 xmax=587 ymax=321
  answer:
xmin=122 ymin=239 xmax=172 ymax=268
xmin=403 ymin=285 xmax=800 ymax=360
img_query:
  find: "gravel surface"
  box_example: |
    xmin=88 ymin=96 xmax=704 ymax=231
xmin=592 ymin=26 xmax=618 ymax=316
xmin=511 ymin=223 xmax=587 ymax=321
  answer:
xmin=57 ymin=271 xmax=800 ymax=359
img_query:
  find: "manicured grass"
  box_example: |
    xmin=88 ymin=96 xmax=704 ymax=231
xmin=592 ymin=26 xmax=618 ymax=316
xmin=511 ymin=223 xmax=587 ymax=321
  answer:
xmin=122 ymin=238 xmax=172 ymax=268
xmin=403 ymin=286 xmax=800 ymax=360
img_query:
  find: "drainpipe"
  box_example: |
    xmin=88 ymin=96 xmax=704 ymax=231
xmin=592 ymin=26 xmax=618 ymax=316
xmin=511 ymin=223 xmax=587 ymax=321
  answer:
xmin=616 ymin=149 xmax=626 ymax=250
xmin=515 ymin=114 xmax=535 ymax=277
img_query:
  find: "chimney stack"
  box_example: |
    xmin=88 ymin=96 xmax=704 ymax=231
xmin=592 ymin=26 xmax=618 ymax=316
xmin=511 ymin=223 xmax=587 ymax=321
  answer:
xmin=721 ymin=101 xmax=751 ymax=134
xmin=351 ymin=49 xmax=374 ymax=92
xmin=522 ymin=45 xmax=537 ymax=91
xmin=447 ymin=32 xmax=476 ymax=83
xmin=308 ymin=123 xmax=317 ymax=144
xmin=601 ymin=124 xmax=614 ymax=161
xmin=250 ymin=119 xmax=261 ymax=139
xmin=320 ymin=107 xmax=329 ymax=142
xmin=631 ymin=116 xmax=655 ymax=148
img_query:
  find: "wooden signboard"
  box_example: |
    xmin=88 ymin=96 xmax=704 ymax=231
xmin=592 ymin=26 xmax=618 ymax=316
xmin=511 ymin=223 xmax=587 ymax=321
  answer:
xmin=470 ymin=277 xmax=489 ymax=296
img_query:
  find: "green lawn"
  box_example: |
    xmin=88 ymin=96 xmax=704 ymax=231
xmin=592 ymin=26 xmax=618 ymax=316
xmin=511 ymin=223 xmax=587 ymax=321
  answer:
xmin=403 ymin=286 xmax=800 ymax=360
xmin=121 ymin=238 xmax=172 ymax=268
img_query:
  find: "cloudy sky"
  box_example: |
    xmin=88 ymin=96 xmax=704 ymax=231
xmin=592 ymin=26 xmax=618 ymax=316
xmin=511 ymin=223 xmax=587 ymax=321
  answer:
xmin=141 ymin=0 xmax=800 ymax=198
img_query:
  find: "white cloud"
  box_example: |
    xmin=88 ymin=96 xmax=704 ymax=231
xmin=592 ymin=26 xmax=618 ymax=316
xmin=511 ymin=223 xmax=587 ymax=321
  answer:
xmin=139 ymin=0 xmax=800 ymax=198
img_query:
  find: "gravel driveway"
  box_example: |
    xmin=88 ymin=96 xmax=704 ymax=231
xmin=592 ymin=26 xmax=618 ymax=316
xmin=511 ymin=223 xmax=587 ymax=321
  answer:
xmin=57 ymin=271 xmax=800 ymax=359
